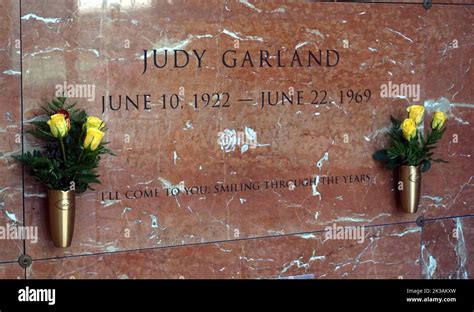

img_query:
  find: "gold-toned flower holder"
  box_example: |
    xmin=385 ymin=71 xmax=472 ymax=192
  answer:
xmin=47 ymin=189 xmax=75 ymax=248
xmin=398 ymin=165 xmax=421 ymax=214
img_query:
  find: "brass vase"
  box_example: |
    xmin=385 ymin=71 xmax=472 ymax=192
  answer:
xmin=398 ymin=165 xmax=421 ymax=214
xmin=47 ymin=189 xmax=76 ymax=248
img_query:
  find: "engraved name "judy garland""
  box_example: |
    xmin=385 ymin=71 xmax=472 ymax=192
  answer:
xmin=142 ymin=49 xmax=340 ymax=73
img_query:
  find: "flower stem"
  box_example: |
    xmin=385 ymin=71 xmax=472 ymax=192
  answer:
xmin=71 ymin=149 xmax=84 ymax=186
xmin=79 ymin=126 xmax=85 ymax=142
xmin=71 ymin=127 xmax=86 ymax=186
xmin=59 ymin=138 xmax=67 ymax=164
xmin=59 ymin=137 xmax=68 ymax=188
xmin=78 ymin=149 xmax=84 ymax=164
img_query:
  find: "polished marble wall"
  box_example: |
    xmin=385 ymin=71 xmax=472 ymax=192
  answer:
xmin=0 ymin=0 xmax=473 ymax=279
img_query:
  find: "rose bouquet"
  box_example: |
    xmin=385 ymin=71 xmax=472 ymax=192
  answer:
xmin=15 ymin=96 xmax=114 ymax=247
xmin=373 ymin=105 xmax=447 ymax=213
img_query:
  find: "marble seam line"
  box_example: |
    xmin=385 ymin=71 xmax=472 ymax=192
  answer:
xmin=19 ymin=3 xmax=27 ymax=280
xmin=13 ymin=214 xmax=474 ymax=264
xmin=334 ymin=1 xmax=474 ymax=6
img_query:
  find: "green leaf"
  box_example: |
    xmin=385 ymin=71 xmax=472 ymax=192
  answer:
xmin=48 ymin=102 xmax=60 ymax=111
xmin=432 ymin=158 xmax=449 ymax=163
xmin=13 ymin=96 xmax=114 ymax=192
xmin=65 ymin=101 xmax=78 ymax=110
xmin=387 ymin=156 xmax=402 ymax=169
xmin=27 ymin=128 xmax=54 ymax=139
xmin=390 ymin=115 xmax=401 ymax=126
xmin=373 ymin=149 xmax=389 ymax=162
xmin=421 ymin=160 xmax=431 ymax=172
xmin=28 ymin=120 xmax=49 ymax=128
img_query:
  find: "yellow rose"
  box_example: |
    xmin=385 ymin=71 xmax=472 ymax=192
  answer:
xmin=85 ymin=116 xmax=105 ymax=130
xmin=407 ymin=105 xmax=425 ymax=124
xmin=401 ymin=118 xmax=417 ymax=141
xmin=83 ymin=127 xmax=105 ymax=151
xmin=431 ymin=111 xmax=447 ymax=130
xmin=47 ymin=113 xmax=69 ymax=138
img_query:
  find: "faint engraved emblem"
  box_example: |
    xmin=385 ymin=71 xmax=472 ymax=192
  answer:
xmin=408 ymin=173 xmax=420 ymax=183
xmin=55 ymin=198 xmax=72 ymax=210
xmin=217 ymin=127 xmax=266 ymax=154
xmin=218 ymin=129 xmax=238 ymax=152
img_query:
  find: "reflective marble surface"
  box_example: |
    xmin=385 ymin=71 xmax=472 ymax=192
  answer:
xmin=0 ymin=0 xmax=472 ymax=278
